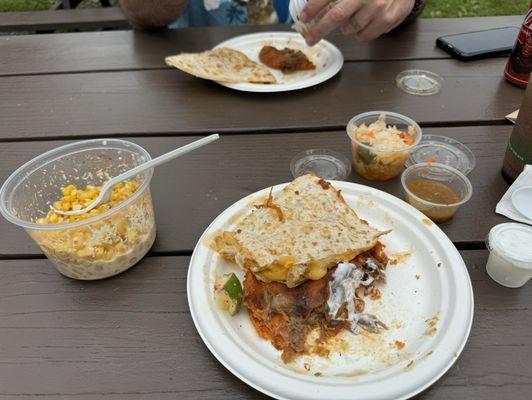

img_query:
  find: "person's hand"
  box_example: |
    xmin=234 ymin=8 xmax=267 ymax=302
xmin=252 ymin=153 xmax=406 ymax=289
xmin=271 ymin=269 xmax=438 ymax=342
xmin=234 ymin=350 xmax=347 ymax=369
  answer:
xmin=299 ymin=0 xmax=415 ymax=45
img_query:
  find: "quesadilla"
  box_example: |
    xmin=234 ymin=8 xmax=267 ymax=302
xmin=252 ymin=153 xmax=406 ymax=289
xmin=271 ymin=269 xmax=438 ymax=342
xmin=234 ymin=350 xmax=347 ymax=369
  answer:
xmin=213 ymin=174 xmax=389 ymax=288
xmin=165 ymin=47 xmax=277 ymax=84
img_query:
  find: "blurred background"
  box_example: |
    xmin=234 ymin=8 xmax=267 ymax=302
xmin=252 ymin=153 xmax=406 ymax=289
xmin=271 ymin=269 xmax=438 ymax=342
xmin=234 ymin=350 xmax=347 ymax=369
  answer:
xmin=0 ymin=0 xmax=530 ymax=18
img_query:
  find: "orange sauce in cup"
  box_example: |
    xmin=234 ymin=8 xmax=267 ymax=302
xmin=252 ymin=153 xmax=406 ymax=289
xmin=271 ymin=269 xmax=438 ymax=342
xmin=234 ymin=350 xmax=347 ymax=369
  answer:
xmin=406 ymin=179 xmax=460 ymax=223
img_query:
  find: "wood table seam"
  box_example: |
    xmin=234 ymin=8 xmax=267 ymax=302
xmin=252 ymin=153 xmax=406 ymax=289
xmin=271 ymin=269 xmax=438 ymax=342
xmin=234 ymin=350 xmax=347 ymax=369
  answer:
xmin=0 ymin=57 xmax=458 ymax=79
xmin=0 ymin=242 xmax=487 ymax=261
xmin=0 ymin=121 xmax=513 ymax=144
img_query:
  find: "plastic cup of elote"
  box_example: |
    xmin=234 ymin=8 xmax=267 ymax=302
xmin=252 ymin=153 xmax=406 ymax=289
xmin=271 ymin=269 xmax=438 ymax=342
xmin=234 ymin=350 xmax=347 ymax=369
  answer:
xmin=0 ymin=139 xmax=156 ymax=280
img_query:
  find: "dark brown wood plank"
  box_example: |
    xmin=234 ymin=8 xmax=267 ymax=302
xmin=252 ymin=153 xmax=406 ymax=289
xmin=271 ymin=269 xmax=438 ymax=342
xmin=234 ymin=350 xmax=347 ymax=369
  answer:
xmin=0 ymin=58 xmax=522 ymax=140
xmin=0 ymin=251 xmax=530 ymax=399
xmin=0 ymin=126 xmax=512 ymax=257
xmin=0 ymin=7 xmax=130 ymax=32
xmin=0 ymin=16 xmax=524 ymax=76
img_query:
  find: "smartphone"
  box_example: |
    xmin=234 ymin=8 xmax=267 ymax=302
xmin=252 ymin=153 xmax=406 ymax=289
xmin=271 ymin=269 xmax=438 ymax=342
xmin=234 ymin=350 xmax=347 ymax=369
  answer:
xmin=436 ymin=27 xmax=519 ymax=61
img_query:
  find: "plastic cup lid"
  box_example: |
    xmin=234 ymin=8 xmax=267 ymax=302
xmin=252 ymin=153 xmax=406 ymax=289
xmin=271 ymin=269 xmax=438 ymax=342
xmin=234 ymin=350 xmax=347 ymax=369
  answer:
xmin=396 ymin=69 xmax=442 ymax=96
xmin=487 ymin=223 xmax=532 ymax=264
xmin=290 ymin=149 xmax=351 ymax=181
xmin=407 ymin=135 xmax=476 ymax=175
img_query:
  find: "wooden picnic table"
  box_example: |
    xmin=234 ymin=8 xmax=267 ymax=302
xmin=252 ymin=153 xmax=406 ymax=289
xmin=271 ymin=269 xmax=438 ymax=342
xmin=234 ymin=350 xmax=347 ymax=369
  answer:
xmin=0 ymin=16 xmax=530 ymax=400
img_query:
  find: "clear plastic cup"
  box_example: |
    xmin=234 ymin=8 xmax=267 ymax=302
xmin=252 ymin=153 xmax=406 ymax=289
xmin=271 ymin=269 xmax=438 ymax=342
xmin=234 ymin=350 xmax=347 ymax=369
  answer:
xmin=0 ymin=139 xmax=156 ymax=280
xmin=347 ymin=111 xmax=422 ymax=181
xmin=486 ymin=223 xmax=532 ymax=288
xmin=289 ymin=0 xmax=312 ymax=37
xmin=401 ymin=163 xmax=472 ymax=223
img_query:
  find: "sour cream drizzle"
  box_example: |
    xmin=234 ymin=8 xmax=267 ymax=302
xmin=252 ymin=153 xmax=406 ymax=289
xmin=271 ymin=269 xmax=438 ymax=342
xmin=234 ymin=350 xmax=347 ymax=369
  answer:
xmin=327 ymin=262 xmax=370 ymax=332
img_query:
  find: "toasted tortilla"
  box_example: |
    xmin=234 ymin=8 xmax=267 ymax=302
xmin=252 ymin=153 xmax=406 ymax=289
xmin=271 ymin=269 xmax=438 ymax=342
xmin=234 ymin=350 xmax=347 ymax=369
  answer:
xmin=213 ymin=174 xmax=389 ymax=287
xmin=165 ymin=47 xmax=277 ymax=84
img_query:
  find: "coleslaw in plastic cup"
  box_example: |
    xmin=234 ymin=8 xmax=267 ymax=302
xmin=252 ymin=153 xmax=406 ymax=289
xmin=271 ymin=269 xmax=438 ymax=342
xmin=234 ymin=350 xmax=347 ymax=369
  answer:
xmin=0 ymin=139 xmax=156 ymax=280
xmin=347 ymin=111 xmax=422 ymax=181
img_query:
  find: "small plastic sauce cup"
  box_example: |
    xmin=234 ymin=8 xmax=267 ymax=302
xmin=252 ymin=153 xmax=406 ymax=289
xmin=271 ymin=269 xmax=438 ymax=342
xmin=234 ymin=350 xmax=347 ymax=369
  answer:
xmin=347 ymin=111 xmax=422 ymax=181
xmin=401 ymin=163 xmax=472 ymax=223
xmin=0 ymin=139 xmax=156 ymax=280
xmin=486 ymin=223 xmax=532 ymax=288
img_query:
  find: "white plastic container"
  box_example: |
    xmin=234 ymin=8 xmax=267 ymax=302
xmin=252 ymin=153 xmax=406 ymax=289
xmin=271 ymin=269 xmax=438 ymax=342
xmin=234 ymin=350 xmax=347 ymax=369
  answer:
xmin=486 ymin=223 xmax=532 ymax=288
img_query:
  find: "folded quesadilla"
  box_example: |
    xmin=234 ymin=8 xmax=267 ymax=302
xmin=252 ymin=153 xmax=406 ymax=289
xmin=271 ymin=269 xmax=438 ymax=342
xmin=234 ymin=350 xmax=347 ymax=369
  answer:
xmin=213 ymin=174 xmax=389 ymax=288
xmin=165 ymin=47 xmax=277 ymax=84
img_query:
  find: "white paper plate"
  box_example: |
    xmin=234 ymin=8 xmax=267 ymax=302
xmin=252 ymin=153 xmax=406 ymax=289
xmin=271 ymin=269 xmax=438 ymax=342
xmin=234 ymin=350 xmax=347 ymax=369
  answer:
xmin=187 ymin=181 xmax=474 ymax=400
xmin=213 ymin=32 xmax=343 ymax=92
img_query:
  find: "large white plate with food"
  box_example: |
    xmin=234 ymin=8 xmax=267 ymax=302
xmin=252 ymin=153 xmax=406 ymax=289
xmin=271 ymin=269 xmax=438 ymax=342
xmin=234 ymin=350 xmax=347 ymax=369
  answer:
xmin=213 ymin=31 xmax=343 ymax=92
xmin=187 ymin=176 xmax=473 ymax=400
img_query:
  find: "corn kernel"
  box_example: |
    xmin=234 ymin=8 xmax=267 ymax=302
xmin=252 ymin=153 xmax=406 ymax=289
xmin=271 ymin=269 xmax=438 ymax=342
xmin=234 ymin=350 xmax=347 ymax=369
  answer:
xmin=63 ymin=185 xmax=75 ymax=195
xmin=117 ymin=222 xmax=128 ymax=236
xmin=77 ymin=248 xmax=93 ymax=258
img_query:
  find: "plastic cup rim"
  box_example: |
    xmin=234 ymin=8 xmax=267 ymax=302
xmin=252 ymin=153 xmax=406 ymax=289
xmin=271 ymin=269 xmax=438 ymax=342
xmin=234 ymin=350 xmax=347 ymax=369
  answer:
xmin=409 ymin=134 xmax=477 ymax=175
xmin=0 ymin=138 xmax=153 ymax=231
xmin=346 ymin=111 xmax=422 ymax=153
xmin=486 ymin=222 xmax=532 ymax=265
xmin=400 ymin=162 xmax=473 ymax=208
xmin=395 ymin=69 xmax=443 ymax=96
xmin=290 ymin=148 xmax=352 ymax=180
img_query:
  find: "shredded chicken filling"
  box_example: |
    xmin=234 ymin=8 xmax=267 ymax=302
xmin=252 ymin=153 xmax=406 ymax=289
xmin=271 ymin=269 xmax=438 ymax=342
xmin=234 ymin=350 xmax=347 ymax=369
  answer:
xmin=244 ymin=242 xmax=388 ymax=363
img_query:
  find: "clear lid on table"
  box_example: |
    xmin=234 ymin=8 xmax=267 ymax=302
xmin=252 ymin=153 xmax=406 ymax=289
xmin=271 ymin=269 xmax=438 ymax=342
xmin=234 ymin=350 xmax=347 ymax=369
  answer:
xmin=396 ymin=69 xmax=442 ymax=96
xmin=406 ymin=135 xmax=476 ymax=175
xmin=290 ymin=149 xmax=351 ymax=181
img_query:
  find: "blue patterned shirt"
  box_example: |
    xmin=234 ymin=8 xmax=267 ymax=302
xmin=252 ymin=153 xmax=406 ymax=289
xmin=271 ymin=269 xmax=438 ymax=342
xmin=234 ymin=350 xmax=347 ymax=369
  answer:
xmin=168 ymin=0 xmax=291 ymax=28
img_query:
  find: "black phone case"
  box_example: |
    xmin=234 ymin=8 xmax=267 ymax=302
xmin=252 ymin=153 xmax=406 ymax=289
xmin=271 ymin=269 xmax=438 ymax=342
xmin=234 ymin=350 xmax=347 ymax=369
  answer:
xmin=436 ymin=36 xmax=513 ymax=62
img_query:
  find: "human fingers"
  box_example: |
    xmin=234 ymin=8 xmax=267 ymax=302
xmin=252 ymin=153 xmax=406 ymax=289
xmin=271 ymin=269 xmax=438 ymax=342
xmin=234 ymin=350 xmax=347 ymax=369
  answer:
xmin=339 ymin=0 xmax=384 ymax=36
xmin=299 ymin=0 xmax=337 ymax=23
xmin=305 ymin=0 xmax=364 ymax=46
xmin=355 ymin=0 xmax=414 ymax=42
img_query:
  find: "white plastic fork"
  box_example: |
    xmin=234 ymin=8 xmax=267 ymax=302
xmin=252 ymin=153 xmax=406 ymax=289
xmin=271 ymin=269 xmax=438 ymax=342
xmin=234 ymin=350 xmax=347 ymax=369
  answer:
xmin=51 ymin=134 xmax=220 ymax=216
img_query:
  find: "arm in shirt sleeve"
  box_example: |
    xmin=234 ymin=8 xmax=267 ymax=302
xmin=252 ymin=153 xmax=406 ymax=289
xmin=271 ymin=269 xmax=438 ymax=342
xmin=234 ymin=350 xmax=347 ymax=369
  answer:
xmin=118 ymin=0 xmax=188 ymax=29
xmin=404 ymin=0 xmax=427 ymax=23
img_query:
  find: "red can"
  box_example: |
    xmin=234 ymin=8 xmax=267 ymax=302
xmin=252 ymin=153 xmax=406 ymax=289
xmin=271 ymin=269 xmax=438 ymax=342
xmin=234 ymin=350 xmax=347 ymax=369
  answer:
xmin=505 ymin=3 xmax=532 ymax=88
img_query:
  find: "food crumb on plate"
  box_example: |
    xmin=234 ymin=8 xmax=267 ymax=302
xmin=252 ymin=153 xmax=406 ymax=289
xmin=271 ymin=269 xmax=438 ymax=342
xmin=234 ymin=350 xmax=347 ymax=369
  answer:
xmin=405 ymin=360 xmax=414 ymax=370
xmin=389 ymin=251 xmax=412 ymax=265
xmin=437 ymin=262 xmax=442 ymax=268
xmin=394 ymin=340 xmax=406 ymax=350
xmin=424 ymin=315 xmax=439 ymax=336
xmin=415 ymin=274 xmax=421 ymax=280
xmin=422 ymin=218 xmax=433 ymax=226
xmin=391 ymin=320 xmax=403 ymax=329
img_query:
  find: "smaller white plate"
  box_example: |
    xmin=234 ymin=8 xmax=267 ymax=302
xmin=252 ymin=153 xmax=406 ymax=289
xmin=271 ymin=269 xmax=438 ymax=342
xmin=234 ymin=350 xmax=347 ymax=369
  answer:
xmin=511 ymin=186 xmax=532 ymax=220
xmin=214 ymin=32 xmax=343 ymax=92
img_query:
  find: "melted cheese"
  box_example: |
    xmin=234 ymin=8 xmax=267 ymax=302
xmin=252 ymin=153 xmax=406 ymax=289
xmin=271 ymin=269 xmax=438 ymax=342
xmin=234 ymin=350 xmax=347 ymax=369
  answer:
xmin=257 ymin=249 xmax=361 ymax=283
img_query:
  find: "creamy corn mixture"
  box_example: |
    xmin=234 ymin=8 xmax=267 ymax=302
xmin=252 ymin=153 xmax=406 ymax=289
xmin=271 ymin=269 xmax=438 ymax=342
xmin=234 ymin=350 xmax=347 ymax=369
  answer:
xmin=31 ymin=180 xmax=155 ymax=280
xmin=37 ymin=180 xmax=140 ymax=224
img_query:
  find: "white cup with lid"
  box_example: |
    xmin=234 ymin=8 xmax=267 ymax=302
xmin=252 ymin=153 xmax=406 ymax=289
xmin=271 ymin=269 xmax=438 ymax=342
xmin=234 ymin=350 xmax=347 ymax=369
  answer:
xmin=486 ymin=223 xmax=532 ymax=288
